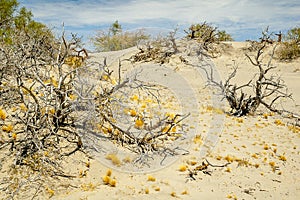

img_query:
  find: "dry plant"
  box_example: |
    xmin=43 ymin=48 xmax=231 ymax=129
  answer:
xmin=200 ymin=30 xmax=294 ymax=117
xmin=130 ymin=28 xmax=179 ymax=64
xmin=0 ymin=27 xmax=91 ymax=199
xmin=78 ymin=56 xmax=191 ymax=169
xmin=0 ymin=24 xmax=192 ymax=197
xmin=185 ymin=21 xmax=233 ymax=57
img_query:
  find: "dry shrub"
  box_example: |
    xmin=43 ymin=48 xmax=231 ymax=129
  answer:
xmin=276 ymin=41 xmax=300 ymax=60
xmin=0 ymin=26 xmax=92 ymax=198
xmin=130 ymin=29 xmax=179 ymax=63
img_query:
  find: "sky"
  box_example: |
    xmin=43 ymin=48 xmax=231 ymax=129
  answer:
xmin=19 ymin=0 xmax=300 ymax=51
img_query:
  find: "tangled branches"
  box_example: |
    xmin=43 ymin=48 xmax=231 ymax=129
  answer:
xmin=201 ymin=31 xmax=293 ymax=116
xmin=76 ymin=57 xmax=191 ymax=169
xmin=130 ymin=29 xmax=179 ymax=64
xmin=0 ymin=28 xmax=90 ymax=198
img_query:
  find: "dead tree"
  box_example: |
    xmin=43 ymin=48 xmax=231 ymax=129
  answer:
xmin=201 ymin=31 xmax=292 ymax=116
xmin=0 ymin=27 xmax=90 ymax=199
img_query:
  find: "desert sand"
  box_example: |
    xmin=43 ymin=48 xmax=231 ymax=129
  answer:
xmin=2 ymin=42 xmax=299 ymax=200
xmin=50 ymin=42 xmax=300 ymax=200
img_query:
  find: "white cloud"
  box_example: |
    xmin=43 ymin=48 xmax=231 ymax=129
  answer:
xmin=20 ymin=0 xmax=300 ymax=41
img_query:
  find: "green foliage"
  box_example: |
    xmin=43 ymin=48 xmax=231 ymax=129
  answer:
xmin=0 ymin=0 xmax=53 ymax=44
xmin=277 ymin=41 xmax=300 ymax=60
xmin=91 ymin=21 xmax=149 ymax=52
xmin=285 ymin=27 xmax=300 ymax=43
xmin=218 ymin=30 xmax=233 ymax=42
xmin=185 ymin=22 xmax=233 ymax=42
xmin=277 ymin=27 xmax=300 ymax=60
xmin=110 ymin=20 xmax=122 ymax=36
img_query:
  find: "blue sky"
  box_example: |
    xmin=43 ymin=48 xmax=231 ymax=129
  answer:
xmin=19 ymin=0 xmax=300 ymax=50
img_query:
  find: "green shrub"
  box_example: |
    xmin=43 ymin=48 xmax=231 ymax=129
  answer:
xmin=277 ymin=27 xmax=300 ymax=60
xmin=91 ymin=20 xmax=149 ymax=52
xmin=285 ymin=27 xmax=300 ymax=43
xmin=218 ymin=30 xmax=233 ymax=42
xmin=0 ymin=0 xmax=54 ymax=44
xmin=277 ymin=41 xmax=300 ymax=60
xmin=185 ymin=22 xmax=233 ymax=42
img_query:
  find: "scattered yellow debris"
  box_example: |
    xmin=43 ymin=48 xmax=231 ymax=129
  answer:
xmin=0 ymin=108 xmax=7 ymax=120
xmin=178 ymin=165 xmax=187 ymax=172
xmin=106 ymin=154 xmax=121 ymax=166
xmin=147 ymin=175 xmax=156 ymax=182
xmin=2 ymin=124 xmax=13 ymax=133
xmin=106 ymin=169 xmax=112 ymax=177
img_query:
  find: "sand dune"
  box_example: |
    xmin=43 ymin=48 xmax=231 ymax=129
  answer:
xmin=1 ymin=41 xmax=298 ymax=200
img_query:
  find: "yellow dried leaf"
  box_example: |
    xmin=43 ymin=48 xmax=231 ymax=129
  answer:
xmin=193 ymin=135 xmax=202 ymax=144
xmin=2 ymin=124 xmax=13 ymax=133
xmin=19 ymin=103 xmax=28 ymax=112
xmin=170 ymin=191 xmax=177 ymax=197
xmin=130 ymin=95 xmax=139 ymax=101
xmin=12 ymin=132 xmax=17 ymax=140
xmin=274 ymin=119 xmax=284 ymax=126
xmin=0 ymin=108 xmax=6 ymax=120
xmin=181 ymin=190 xmax=188 ymax=195
xmin=106 ymin=169 xmax=112 ymax=177
xmin=278 ymin=155 xmax=287 ymax=161
xmin=135 ymin=118 xmax=144 ymax=128
xmin=109 ymin=179 xmax=117 ymax=187
xmin=106 ymin=154 xmax=121 ymax=166
xmin=101 ymin=74 xmax=110 ymax=81
xmin=68 ymin=94 xmax=77 ymax=100
xmin=102 ymin=175 xmax=111 ymax=185
xmin=224 ymin=155 xmax=234 ymax=162
xmin=46 ymin=187 xmax=55 ymax=197
xmin=129 ymin=109 xmax=137 ymax=117
xmin=225 ymin=167 xmax=231 ymax=172
xmin=147 ymin=175 xmax=156 ymax=182
xmin=178 ymin=165 xmax=187 ymax=172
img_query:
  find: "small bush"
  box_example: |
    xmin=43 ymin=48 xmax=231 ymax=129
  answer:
xmin=277 ymin=27 xmax=300 ymax=60
xmin=184 ymin=22 xmax=233 ymax=57
xmin=91 ymin=20 xmax=149 ymax=52
xmin=185 ymin=22 xmax=233 ymax=42
xmin=277 ymin=41 xmax=300 ymax=60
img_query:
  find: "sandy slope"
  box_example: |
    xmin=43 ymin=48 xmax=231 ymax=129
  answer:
xmin=2 ymin=42 xmax=297 ymax=200
xmin=50 ymin=42 xmax=300 ymax=200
